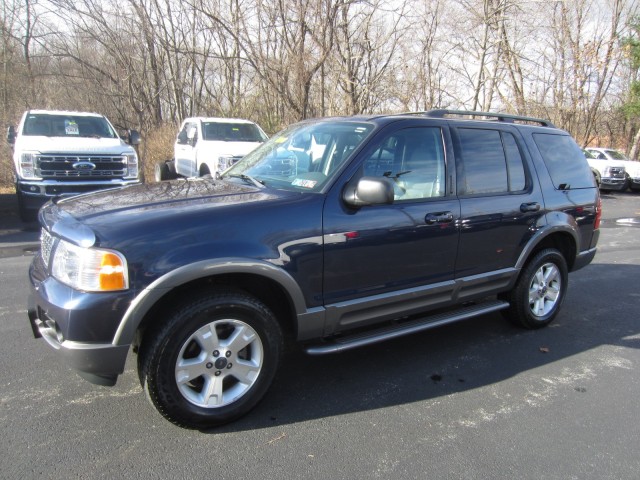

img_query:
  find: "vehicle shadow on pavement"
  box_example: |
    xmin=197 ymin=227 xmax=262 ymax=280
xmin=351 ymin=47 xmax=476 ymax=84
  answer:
xmin=0 ymin=194 xmax=40 ymax=258
xmin=210 ymin=262 xmax=639 ymax=434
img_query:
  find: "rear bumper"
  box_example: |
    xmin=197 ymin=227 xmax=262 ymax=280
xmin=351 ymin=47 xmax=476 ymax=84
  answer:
xmin=572 ymin=246 xmax=598 ymax=272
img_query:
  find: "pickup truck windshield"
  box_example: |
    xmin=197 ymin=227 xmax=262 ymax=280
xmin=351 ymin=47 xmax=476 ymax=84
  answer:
xmin=202 ymin=122 xmax=268 ymax=142
xmin=23 ymin=114 xmax=118 ymax=139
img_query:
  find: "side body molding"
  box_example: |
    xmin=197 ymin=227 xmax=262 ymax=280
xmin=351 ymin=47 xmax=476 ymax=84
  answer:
xmin=112 ymin=258 xmax=313 ymax=346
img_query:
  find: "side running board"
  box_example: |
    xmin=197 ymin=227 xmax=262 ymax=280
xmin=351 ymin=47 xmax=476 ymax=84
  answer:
xmin=304 ymin=300 xmax=509 ymax=355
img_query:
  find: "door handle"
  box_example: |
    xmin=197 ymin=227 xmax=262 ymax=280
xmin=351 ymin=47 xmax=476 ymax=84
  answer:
xmin=425 ymin=212 xmax=454 ymax=225
xmin=520 ymin=202 xmax=541 ymax=213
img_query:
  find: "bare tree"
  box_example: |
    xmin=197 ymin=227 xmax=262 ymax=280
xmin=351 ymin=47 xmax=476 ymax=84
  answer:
xmin=332 ymin=0 xmax=408 ymax=114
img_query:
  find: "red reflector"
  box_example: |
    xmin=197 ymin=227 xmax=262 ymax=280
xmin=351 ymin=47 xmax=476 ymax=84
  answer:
xmin=345 ymin=231 xmax=359 ymax=239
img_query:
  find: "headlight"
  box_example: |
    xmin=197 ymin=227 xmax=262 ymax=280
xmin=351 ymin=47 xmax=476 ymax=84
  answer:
xmin=19 ymin=152 xmax=40 ymax=179
xmin=124 ymin=153 xmax=139 ymax=179
xmin=217 ymin=155 xmax=233 ymax=173
xmin=51 ymin=239 xmax=129 ymax=291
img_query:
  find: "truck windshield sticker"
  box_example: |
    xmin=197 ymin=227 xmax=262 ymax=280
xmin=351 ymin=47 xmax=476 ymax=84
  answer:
xmin=65 ymin=120 xmax=80 ymax=135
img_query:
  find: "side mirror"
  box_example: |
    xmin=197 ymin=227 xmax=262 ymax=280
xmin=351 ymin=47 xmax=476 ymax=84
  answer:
xmin=6 ymin=125 xmax=16 ymax=145
xmin=126 ymin=129 xmax=141 ymax=146
xmin=343 ymin=176 xmax=394 ymax=207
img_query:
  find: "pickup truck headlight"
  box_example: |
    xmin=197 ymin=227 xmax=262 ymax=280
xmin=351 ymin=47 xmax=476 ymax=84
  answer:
xmin=124 ymin=153 xmax=139 ymax=179
xmin=51 ymin=239 xmax=129 ymax=291
xmin=217 ymin=155 xmax=234 ymax=173
xmin=19 ymin=152 xmax=40 ymax=179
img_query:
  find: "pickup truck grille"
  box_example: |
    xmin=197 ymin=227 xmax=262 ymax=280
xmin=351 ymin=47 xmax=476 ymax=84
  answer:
xmin=36 ymin=154 xmax=127 ymax=179
xmin=609 ymin=166 xmax=625 ymax=178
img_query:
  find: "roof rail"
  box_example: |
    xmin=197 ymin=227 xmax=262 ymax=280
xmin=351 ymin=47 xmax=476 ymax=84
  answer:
xmin=423 ymin=109 xmax=555 ymax=128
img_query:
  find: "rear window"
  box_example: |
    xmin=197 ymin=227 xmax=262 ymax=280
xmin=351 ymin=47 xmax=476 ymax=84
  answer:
xmin=533 ymin=134 xmax=594 ymax=189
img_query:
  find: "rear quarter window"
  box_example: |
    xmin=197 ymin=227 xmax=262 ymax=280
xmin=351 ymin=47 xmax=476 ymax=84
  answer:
xmin=533 ymin=133 xmax=594 ymax=189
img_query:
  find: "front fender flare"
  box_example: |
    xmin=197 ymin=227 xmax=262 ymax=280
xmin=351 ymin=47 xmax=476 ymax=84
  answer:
xmin=112 ymin=257 xmax=308 ymax=346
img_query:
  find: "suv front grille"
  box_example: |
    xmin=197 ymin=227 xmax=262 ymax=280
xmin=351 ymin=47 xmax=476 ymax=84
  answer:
xmin=36 ymin=154 xmax=127 ymax=179
xmin=40 ymin=229 xmax=54 ymax=267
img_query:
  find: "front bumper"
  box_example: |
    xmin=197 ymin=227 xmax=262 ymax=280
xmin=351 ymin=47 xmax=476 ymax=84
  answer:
xmin=17 ymin=179 xmax=140 ymax=214
xmin=28 ymin=255 xmax=134 ymax=386
xmin=599 ymin=177 xmax=627 ymax=191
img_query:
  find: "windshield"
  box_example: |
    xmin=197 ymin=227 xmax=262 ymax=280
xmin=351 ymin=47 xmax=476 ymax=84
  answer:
xmin=604 ymin=149 xmax=628 ymax=161
xmin=202 ymin=122 xmax=268 ymax=142
xmin=222 ymin=121 xmax=374 ymax=192
xmin=23 ymin=113 xmax=118 ymax=139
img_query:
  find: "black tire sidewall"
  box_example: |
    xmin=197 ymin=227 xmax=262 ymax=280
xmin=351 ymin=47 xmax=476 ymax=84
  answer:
xmin=141 ymin=293 xmax=282 ymax=428
xmin=511 ymin=248 xmax=568 ymax=329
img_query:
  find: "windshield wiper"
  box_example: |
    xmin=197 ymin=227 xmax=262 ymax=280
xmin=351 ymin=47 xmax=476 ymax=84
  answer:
xmin=228 ymin=173 xmax=266 ymax=188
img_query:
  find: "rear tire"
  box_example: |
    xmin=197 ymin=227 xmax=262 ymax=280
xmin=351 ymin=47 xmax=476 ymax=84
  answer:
xmin=502 ymin=248 xmax=568 ymax=329
xmin=138 ymin=290 xmax=282 ymax=429
xmin=155 ymin=160 xmax=178 ymax=182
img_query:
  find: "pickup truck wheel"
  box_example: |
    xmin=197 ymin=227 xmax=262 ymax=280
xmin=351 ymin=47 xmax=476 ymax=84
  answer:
xmin=502 ymin=248 xmax=568 ymax=329
xmin=138 ymin=291 xmax=282 ymax=429
xmin=155 ymin=160 xmax=177 ymax=182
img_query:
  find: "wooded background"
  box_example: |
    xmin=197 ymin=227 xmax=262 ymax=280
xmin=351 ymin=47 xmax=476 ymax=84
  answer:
xmin=2 ymin=0 xmax=639 ymax=185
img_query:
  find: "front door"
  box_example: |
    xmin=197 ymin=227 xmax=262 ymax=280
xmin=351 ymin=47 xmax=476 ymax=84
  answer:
xmin=175 ymin=121 xmax=198 ymax=177
xmin=322 ymin=124 xmax=461 ymax=333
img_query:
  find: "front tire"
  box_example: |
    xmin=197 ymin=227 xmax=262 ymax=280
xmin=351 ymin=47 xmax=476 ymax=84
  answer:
xmin=502 ymin=248 xmax=568 ymax=329
xmin=138 ymin=290 xmax=283 ymax=429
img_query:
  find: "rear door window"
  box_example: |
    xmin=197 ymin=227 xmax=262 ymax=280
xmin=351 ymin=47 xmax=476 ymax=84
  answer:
xmin=455 ymin=128 xmax=527 ymax=195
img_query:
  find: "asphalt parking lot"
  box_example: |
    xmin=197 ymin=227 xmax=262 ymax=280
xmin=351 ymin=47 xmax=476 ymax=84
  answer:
xmin=1 ymin=191 xmax=639 ymax=479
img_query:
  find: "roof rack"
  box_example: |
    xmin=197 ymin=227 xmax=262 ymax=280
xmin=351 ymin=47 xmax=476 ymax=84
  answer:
xmin=419 ymin=109 xmax=555 ymax=128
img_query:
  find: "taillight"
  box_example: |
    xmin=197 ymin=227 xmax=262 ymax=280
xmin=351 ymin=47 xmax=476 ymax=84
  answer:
xmin=594 ymin=195 xmax=602 ymax=230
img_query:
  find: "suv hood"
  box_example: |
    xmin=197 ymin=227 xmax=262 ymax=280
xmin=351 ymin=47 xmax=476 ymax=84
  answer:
xmin=16 ymin=135 xmax=135 ymax=154
xmin=41 ymin=178 xmax=289 ymax=246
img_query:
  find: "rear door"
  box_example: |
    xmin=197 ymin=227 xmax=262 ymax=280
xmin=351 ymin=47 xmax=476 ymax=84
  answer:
xmin=451 ymin=125 xmax=545 ymax=284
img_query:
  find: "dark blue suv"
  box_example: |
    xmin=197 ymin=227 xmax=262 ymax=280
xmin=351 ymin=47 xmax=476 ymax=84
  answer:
xmin=28 ymin=110 xmax=601 ymax=428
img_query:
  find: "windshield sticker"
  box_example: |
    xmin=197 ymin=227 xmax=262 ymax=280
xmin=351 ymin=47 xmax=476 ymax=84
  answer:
xmin=274 ymin=136 xmax=288 ymax=144
xmin=65 ymin=120 xmax=79 ymax=135
xmin=292 ymin=178 xmax=318 ymax=189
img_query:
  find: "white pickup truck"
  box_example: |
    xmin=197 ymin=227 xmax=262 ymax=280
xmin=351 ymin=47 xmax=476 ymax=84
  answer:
xmin=7 ymin=110 xmax=141 ymax=221
xmin=583 ymin=148 xmax=627 ymax=192
xmin=155 ymin=117 xmax=268 ymax=181
xmin=585 ymin=147 xmax=640 ymax=192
